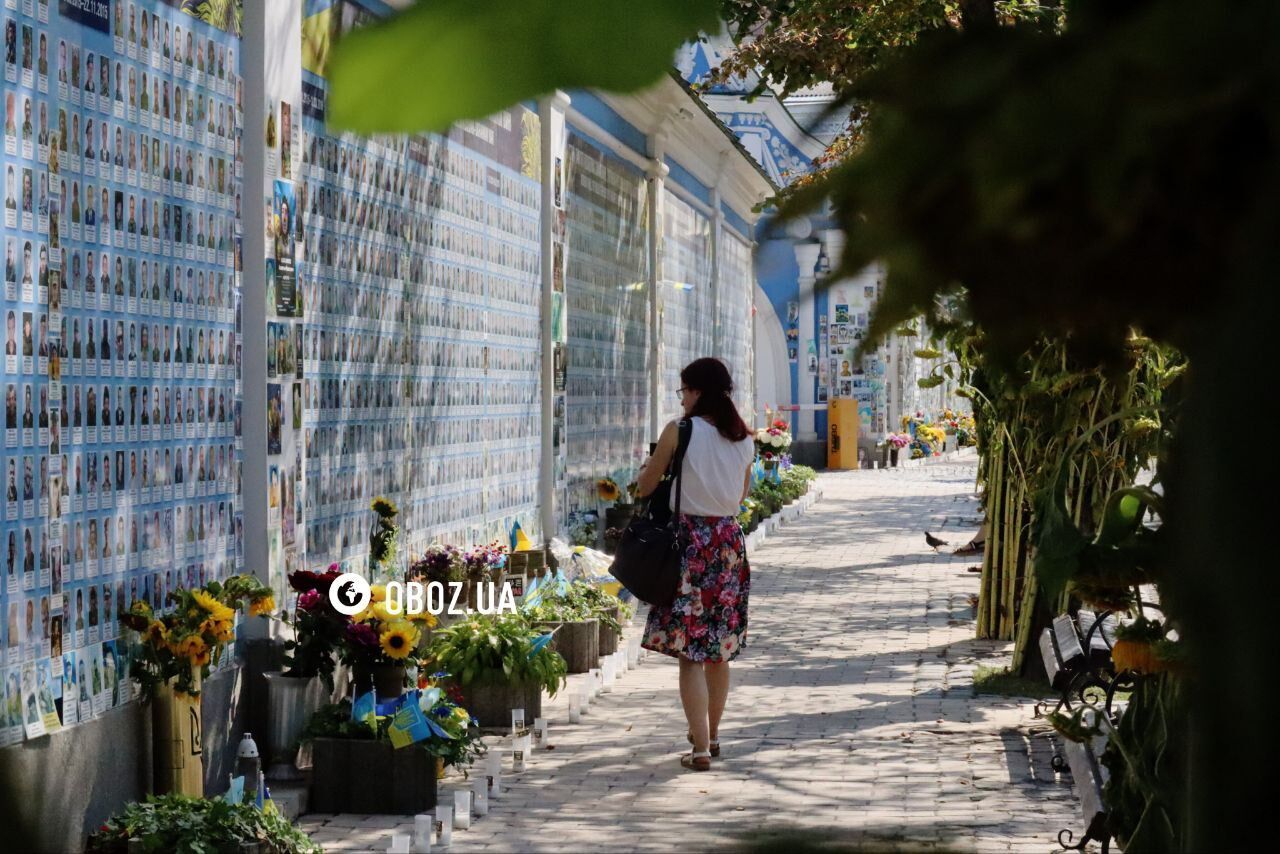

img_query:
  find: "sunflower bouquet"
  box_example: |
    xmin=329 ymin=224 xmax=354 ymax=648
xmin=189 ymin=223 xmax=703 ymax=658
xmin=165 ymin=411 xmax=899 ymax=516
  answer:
xmin=368 ymin=496 xmax=400 ymax=579
xmin=338 ymin=583 xmax=438 ymax=672
xmin=120 ymin=574 xmax=275 ymax=698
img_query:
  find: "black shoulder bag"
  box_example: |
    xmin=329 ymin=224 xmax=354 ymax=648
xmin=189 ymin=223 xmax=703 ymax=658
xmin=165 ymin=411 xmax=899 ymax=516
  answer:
xmin=608 ymin=419 xmax=692 ymax=608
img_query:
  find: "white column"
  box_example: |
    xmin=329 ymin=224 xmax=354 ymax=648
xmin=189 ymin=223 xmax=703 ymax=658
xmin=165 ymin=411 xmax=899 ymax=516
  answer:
xmin=645 ymin=130 xmax=668 ymax=443
xmin=538 ymin=92 xmax=569 ymax=544
xmin=240 ymin=0 xmax=268 ymax=595
xmin=709 ymin=151 xmax=728 ymax=358
xmin=749 ymin=239 xmax=760 ymax=427
xmin=794 ymin=241 xmax=822 ymax=441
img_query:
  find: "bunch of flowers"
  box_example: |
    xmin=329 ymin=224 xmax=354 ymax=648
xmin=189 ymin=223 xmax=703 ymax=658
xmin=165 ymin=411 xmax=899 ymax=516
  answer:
xmin=596 ymin=477 xmax=621 ymax=502
xmin=754 ymin=419 xmax=793 ymax=459
xmin=886 ymin=433 xmax=911 ymax=450
xmin=567 ymin=510 xmax=598 ymax=547
xmin=340 ymin=583 xmax=437 ymax=669
xmin=414 ymin=672 xmax=485 ymax=767
xmin=913 ymin=423 xmax=947 ymax=457
xmin=120 ymin=574 xmax=275 ymax=698
xmin=596 ymin=474 xmax=639 ymax=506
xmin=282 ymin=566 xmax=348 ymax=691
xmin=368 ymin=496 xmax=400 ymax=578
xmin=408 ymin=543 xmax=465 ymax=585
xmin=462 ymin=542 xmax=507 ymax=585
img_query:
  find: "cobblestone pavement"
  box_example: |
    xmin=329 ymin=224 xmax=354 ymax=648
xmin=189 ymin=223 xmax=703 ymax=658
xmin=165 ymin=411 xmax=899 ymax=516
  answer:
xmin=301 ymin=454 xmax=1079 ymax=852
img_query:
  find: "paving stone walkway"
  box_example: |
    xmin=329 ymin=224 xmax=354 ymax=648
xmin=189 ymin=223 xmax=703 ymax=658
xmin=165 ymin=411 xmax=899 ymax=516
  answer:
xmin=301 ymin=454 xmax=1079 ymax=852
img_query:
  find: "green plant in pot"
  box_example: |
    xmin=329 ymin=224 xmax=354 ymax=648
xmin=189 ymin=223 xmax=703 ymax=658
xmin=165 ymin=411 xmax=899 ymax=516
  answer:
xmin=298 ymin=672 xmax=485 ymax=772
xmin=86 ymin=794 xmax=321 ymax=854
xmin=522 ymin=582 xmax=601 ymax=673
xmin=425 ymin=613 xmax=566 ymax=726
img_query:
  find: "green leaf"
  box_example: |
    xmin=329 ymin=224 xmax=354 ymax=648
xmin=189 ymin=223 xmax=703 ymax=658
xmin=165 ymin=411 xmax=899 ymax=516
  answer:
xmin=327 ymin=0 xmax=721 ymax=133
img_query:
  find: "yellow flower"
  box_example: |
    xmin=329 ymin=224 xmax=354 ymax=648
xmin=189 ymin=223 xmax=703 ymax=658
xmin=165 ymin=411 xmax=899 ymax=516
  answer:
xmin=379 ymin=622 xmax=418 ymax=660
xmin=174 ymin=633 xmax=209 ymax=663
xmin=145 ymin=620 xmax=169 ymax=648
xmin=369 ymin=584 xmax=388 ymax=603
xmin=371 ymin=497 xmax=398 ymax=517
xmin=192 ymin=589 xmax=235 ymax=623
xmin=407 ymin=609 xmax=438 ymax=628
xmin=200 ymin=618 xmax=235 ymax=643
xmin=596 ymin=478 xmax=620 ymax=502
xmin=249 ymin=595 xmax=276 ymax=617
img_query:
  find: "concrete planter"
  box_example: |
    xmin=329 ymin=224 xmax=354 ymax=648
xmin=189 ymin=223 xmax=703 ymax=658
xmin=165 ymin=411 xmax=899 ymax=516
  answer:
xmin=458 ymin=670 xmax=543 ymax=728
xmin=309 ymin=738 xmax=437 ymax=815
xmin=597 ymin=607 xmax=621 ymax=656
xmin=537 ymin=619 xmax=599 ymax=673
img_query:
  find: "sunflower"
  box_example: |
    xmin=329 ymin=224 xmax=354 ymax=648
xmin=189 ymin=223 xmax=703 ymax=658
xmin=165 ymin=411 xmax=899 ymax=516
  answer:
xmin=369 ymin=584 xmax=388 ymax=603
xmin=379 ymin=622 xmax=418 ymax=660
xmin=368 ymin=601 xmax=398 ymax=624
xmin=145 ymin=620 xmax=170 ymax=647
xmin=407 ymin=609 xmax=438 ymax=628
xmin=199 ymin=617 xmax=235 ymax=643
xmin=248 ymin=595 xmax=275 ymax=617
xmin=371 ymin=497 xmax=398 ymax=517
xmin=191 ymin=589 xmax=235 ymax=623
xmin=596 ymin=478 xmax=620 ymax=502
xmin=175 ymin=634 xmax=209 ymax=662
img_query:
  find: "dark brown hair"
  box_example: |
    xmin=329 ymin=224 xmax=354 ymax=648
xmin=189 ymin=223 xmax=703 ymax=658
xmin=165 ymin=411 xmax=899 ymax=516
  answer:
xmin=681 ymin=358 xmax=750 ymax=442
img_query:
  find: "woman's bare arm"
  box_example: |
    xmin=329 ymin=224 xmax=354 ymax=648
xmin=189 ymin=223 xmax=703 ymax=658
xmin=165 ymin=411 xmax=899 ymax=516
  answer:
xmin=741 ymin=463 xmax=752 ymax=504
xmin=636 ymin=420 xmax=679 ymax=497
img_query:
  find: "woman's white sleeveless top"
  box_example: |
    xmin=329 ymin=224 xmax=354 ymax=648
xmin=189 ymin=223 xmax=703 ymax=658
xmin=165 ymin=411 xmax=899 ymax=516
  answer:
xmin=670 ymin=417 xmax=755 ymax=518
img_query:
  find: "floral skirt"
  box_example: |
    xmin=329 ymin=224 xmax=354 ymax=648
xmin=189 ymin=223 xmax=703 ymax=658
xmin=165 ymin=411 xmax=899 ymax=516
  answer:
xmin=642 ymin=515 xmax=750 ymax=663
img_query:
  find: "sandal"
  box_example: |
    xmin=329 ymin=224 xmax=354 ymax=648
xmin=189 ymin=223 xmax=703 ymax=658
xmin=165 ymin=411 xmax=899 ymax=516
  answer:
xmin=681 ymin=751 xmax=712 ymax=772
xmin=687 ymin=732 xmax=721 ymax=757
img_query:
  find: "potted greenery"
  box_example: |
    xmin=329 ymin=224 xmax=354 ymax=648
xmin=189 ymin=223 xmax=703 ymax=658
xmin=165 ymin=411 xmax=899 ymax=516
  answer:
xmin=523 ymin=587 xmax=600 ymax=674
xmin=574 ymin=581 xmax=632 ymax=656
xmin=86 ymin=794 xmax=320 ymax=854
xmin=426 ymin=613 xmax=566 ymax=727
xmin=303 ymin=676 xmax=482 ymax=814
xmin=119 ymin=575 xmax=275 ymax=796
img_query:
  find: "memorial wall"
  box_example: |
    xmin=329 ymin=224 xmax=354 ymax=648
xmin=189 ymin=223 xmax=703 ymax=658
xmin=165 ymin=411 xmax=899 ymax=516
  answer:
xmin=298 ymin=8 xmax=544 ymax=573
xmin=562 ymin=130 xmax=648 ymax=517
xmin=658 ymin=189 xmax=714 ymax=426
xmin=3 ymin=0 xmax=243 ymax=746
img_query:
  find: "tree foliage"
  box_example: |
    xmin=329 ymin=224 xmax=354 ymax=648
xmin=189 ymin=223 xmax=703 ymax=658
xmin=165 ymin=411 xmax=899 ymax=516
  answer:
xmin=326 ymin=0 xmax=720 ymax=133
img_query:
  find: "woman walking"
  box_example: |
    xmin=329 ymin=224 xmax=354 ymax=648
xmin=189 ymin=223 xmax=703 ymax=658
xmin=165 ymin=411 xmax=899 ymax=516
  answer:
xmin=636 ymin=358 xmax=755 ymax=771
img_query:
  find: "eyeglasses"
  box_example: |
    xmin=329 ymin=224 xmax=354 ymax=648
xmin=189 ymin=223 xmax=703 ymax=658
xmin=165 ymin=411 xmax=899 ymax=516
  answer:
xmin=677 ymin=387 xmax=690 ymax=397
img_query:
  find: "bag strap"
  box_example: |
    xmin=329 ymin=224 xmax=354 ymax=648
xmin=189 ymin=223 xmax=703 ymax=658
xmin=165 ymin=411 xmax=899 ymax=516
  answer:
xmin=670 ymin=418 xmax=693 ymax=527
